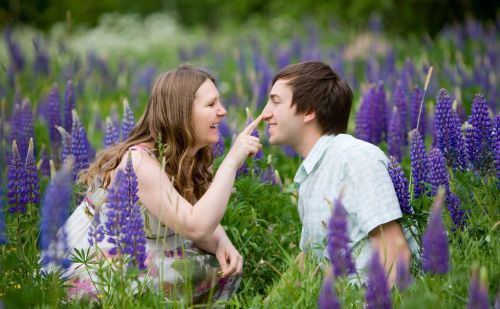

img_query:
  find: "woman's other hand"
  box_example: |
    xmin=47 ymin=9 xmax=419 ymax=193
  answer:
xmin=215 ymin=238 xmax=243 ymax=277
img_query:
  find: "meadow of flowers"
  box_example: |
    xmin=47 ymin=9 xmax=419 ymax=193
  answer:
xmin=0 ymin=14 xmax=499 ymax=308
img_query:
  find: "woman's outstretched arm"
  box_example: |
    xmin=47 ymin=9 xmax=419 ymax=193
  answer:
xmin=126 ymin=115 xmax=263 ymax=242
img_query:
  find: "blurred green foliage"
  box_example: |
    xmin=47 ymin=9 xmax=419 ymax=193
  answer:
xmin=1 ymin=0 xmax=498 ymax=37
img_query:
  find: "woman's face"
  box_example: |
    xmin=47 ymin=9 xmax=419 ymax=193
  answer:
xmin=192 ymin=79 xmax=227 ymax=149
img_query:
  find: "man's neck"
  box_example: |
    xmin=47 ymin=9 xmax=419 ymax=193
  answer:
xmin=294 ymin=129 xmax=323 ymax=158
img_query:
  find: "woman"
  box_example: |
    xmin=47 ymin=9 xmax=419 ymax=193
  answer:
xmin=50 ymin=65 xmax=263 ymax=303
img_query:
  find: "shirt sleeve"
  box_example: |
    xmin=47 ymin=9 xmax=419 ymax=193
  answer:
xmin=343 ymin=144 xmax=402 ymax=235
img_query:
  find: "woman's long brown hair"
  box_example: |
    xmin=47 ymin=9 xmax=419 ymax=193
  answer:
xmin=79 ymin=64 xmax=215 ymax=203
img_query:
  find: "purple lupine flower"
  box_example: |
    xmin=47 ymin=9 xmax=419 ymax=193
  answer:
xmin=434 ymin=89 xmax=467 ymax=170
xmin=355 ymin=86 xmax=375 ymax=143
xmin=236 ymin=161 xmax=249 ymax=178
xmin=422 ymin=188 xmax=449 ymax=274
xmin=365 ymin=251 xmax=392 ymax=309
xmin=0 ymin=190 xmax=6 ymax=244
xmin=434 ymin=88 xmax=452 ymax=152
xmin=130 ymin=66 xmax=156 ymax=107
xmin=467 ymin=271 xmax=489 ymax=309
xmin=375 ymin=82 xmax=388 ymax=143
xmin=32 ymin=37 xmax=50 ymax=76
xmin=8 ymin=102 xmax=22 ymax=156
xmin=327 ymin=198 xmax=356 ymax=277
xmin=63 ymin=80 xmax=75 ymax=132
xmin=283 ymin=145 xmax=298 ymax=157
xmin=40 ymin=158 xmax=74 ymax=269
xmin=121 ymin=153 xmax=146 ymax=269
xmin=388 ymin=107 xmax=403 ymax=161
xmin=104 ymin=170 xmax=128 ymax=255
xmin=122 ymin=200 xmax=147 ymax=270
xmin=400 ymin=59 xmax=414 ymax=103
xmin=445 ymin=193 xmax=466 ymax=229
xmin=122 ymin=99 xmax=135 ymax=140
xmin=48 ymin=84 xmax=62 ymax=148
xmin=25 ymin=138 xmax=40 ymax=206
xmin=212 ymin=133 xmax=225 ymax=158
xmin=466 ymin=94 xmax=495 ymax=175
xmin=88 ymin=210 xmax=105 ymax=246
xmin=410 ymin=87 xmax=425 ymax=136
xmin=104 ymin=155 xmax=146 ymax=269
xmin=39 ymin=147 xmax=51 ymax=177
xmin=19 ymin=99 xmax=34 ymax=159
xmin=449 ymin=109 xmax=468 ymax=170
xmin=254 ymin=54 xmax=272 ymax=109
xmin=409 ymin=129 xmax=428 ymax=199
xmin=318 ymin=275 xmax=341 ymax=309
xmin=393 ymin=81 xmax=408 ymax=141
xmin=388 ymin=156 xmax=412 ymax=214
xmin=71 ymin=110 xmax=91 ymax=178
xmin=219 ymin=119 xmax=232 ymax=139
xmin=260 ymin=164 xmax=277 ymax=185
xmin=495 ymin=114 xmax=500 ymax=189
xmin=56 ymin=126 xmax=72 ymax=164
xmin=7 ymin=64 xmax=15 ymax=88
xmin=4 ymin=30 xmax=25 ymax=72
xmin=7 ymin=141 xmax=28 ymax=213
xmin=427 ymin=148 xmax=449 ymax=195
xmin=395 ymin=255 xmax=413 ymax=291
xmin=104 ymin=117 xmax=119 ymax=148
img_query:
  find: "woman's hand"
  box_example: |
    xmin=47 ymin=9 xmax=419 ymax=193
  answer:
xmin=224 ymin=114 xmax=263 ymax=168
xmin=215 ymin=238 xmax=243 ymax=277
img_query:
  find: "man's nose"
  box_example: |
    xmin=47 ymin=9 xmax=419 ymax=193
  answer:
xmin=262 ymin=103 xmax=273 ymax=121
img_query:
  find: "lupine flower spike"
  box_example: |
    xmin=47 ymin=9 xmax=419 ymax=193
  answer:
xmin=212 ymin=132 xmax=225 ymax=158
xmin=365 ymin=251 xmax=392 ymax=309
xmin=7 ymin=140 xmax=28 ymax=213
xmin=388 ymin=156 xmax=412 ymax=214
xmin=260 ymin=154 xmax=277 ymax=185
xmin=63 ymin=80 xmax=75 ymax=132
xmin=388 ymin=106 xmax=403 ymax=161
xmin=40 ymin=158 xmax=74 ymax=270
xmin=467 ymin=268 xmax=489 ymax=309
xmin=327 ymin=197 xmax=356 ymax=277
xmin=25 ymin=138 xmax=40 ymax=206
xmin=409 ymin=129 xmax=428 ymax=199
xmin=422 ymin=188 xmax=449 ymax=274
xmin=104 ymin=117 xmax=119 ymax=148
xmin=395 ymin=254 xmax=413 ymax=291
xmin=71 ymin=110 xmax=91 ymax=178
xmin=122 ymin=98 xmax=135 ymax=140
xmin=318 ymin=274 xmax=341 ymax=309
xmin=103 ymin=154 xmax=146 ymax=269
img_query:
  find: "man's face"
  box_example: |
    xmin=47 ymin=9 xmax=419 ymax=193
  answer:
xmin=262 ymin=79 xmax=304 ymax=147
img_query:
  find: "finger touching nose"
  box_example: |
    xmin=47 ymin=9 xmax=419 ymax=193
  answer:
xmin=262 ymin=111 xmax=273 ymax=121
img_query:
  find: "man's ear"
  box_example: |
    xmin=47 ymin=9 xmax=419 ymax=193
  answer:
xmin=303 ymin=110 xmax=316 ymax=124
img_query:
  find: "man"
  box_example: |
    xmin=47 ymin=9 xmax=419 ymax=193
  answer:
xmin=262 ymin=61 xmax=413 ymax=285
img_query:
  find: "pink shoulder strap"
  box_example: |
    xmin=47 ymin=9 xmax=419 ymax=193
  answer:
xmin=128 ymin=143 xmax=154 ymax=157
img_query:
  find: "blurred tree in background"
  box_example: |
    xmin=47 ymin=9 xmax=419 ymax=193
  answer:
xmin=0 ymin=0 xmax=498 ymax=36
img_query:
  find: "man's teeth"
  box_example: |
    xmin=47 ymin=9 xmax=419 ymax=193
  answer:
xmin=210 ymin=124 xmax=219 ymax=128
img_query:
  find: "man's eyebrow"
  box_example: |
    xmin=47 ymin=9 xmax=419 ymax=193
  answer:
xmin=269 ymin=94 xmax=281 ymax=100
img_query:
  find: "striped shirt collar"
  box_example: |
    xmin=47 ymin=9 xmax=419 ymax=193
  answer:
xmin=294 ymin=134 xmax=336 ymax=184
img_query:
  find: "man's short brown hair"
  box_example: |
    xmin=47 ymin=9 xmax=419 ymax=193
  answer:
xmin=272 ymin=61 xmax=353 ymax=135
